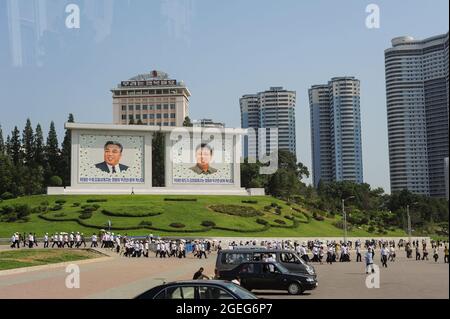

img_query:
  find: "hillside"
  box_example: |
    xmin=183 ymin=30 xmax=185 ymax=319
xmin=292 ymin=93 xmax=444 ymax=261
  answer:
xmin=0 ymin=195 xmax=407 ymax=238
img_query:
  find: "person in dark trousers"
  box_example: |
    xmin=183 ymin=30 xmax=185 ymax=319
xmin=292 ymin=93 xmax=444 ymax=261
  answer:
xmin=193 ymin=267 xmax=209 ymax=280
xmin=415 ymin=246 xmax=421 ymax=260
xmin=356 ymin=245 xmax=362 ymax=262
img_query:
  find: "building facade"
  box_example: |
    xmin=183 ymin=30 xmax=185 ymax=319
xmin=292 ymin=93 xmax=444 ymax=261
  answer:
xmin=240 ymin=87 xmax=296 ymax=159
xmin=112 ymin=70 xmax=190 ymax=127
xmin=309 ymin=77 xmax=363 ymax=187
xmin=192 ymin=118 xmax=225 ymax=128
xmin=385 ymin=33 xmax=449 ymax=197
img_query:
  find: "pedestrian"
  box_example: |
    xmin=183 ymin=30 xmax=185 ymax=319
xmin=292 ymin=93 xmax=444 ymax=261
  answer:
xmin=444 ymin=245 xmax=449 ymax=264
xmin=193 ymin=267 xmax=209 ymax=280
xmin=356 ymin=245 xmax=362 ymax=262
xmin=365 ymin=247 xmax=375 ymax=274
xmin=433 ymin=247 xmax=439 ymax=262
xmin=381 ymin=245 xmax=388 ymax=268
xmin=44 ymin=233 xmax=49 ymax=248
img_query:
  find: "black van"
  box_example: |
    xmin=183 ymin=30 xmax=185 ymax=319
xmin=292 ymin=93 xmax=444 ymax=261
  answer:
xmin=219 ymin=261 xmax=318 ymax=295
xmin=215 ymin=249 xmax=316 ymax=278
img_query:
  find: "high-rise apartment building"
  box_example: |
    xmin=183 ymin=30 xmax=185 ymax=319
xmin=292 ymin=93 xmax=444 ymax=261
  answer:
xmin=309 ymin=77 xmax=363 ymax=187
xmin=385 ymin=33 xmax=449 ymax=197
xmin=240 ymin=87 xmax=296 ymax=159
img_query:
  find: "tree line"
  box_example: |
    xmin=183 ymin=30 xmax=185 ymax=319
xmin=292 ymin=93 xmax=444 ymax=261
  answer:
xmin=0 ymin=114 xmax=74 ymax=198
xmin=241 ymin=150 xmax=449 ymax=236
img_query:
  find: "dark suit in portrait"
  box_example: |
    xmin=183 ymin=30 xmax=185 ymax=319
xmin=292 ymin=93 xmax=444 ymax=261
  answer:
xmin=95 ymin=161 xmax=129 ymax=174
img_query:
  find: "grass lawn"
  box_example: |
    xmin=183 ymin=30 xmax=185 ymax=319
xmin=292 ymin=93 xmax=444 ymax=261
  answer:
xmin=0 ymin=195 xmax=407 ymax=238
xmin=0 ymin=249 xmax=104 ymax=271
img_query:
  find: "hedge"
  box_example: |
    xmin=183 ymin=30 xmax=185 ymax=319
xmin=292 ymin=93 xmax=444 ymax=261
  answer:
xmin=201 ymin=220 xmax=216 ymax=227
xmin=55 ymin=200 xmax=66 ymax=204
xmin=274 ymin=219 xmax=286 ymax=225
xmin=79 ymin=212 xmax=92 ymax=220
xmin=164 ymin=198 xmax=197 ymax=202
xmin=139 ymin=221 xmax=152 ymax=226
xmin=256 ymin=218 xmax=269 ymax=226
xmin=169 ymin=223 xmax=186 ymax=228
xmin=101 ymin=209 xmax=162 ymax=218
xmin=86 ymin=199 xmax=108 ymax=203
xmin=209 ymin=205 xmax=263 ymax=217
xmin=49 ymin=204 xmax=63 ymax=211
xmin=213 ymin=225 xmax=271 ymax=233
xmin=1 ymin=192 xmax=15 ymax=200
xmin=312 ymin=212 xmax=325 ymax=221
xmin=241 ymin=200 xmax=258 ymax=204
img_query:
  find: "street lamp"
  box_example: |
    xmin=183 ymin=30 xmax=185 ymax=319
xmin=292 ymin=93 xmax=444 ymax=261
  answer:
xmin=406 ymin=202 xmax=418 ymax=243
xmin=342 ymin=196 xmax=355 ymax=245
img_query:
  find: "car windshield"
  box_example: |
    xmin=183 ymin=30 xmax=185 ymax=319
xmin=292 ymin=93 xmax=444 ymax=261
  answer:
xmin=223 ymin=283 xmax=258 ymax=299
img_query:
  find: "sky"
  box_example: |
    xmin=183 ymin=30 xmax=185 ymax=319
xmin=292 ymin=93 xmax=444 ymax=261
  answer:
xmin=0 ymin=0 xmax=448 ymax=193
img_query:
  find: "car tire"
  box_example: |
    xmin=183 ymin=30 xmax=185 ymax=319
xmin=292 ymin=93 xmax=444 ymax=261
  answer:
xmin=287 ymin=282 xmax=302 ymax=295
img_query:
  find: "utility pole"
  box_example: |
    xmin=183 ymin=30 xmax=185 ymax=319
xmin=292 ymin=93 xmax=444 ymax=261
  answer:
xmin=342 ymin=199 xmax=347 ymax=245
xmin=406 ymin=205 xmax=411 ymax=243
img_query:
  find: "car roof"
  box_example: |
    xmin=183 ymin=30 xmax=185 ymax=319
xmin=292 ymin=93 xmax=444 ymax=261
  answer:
xmin=219 ymin=249 xmax=295 ymax=253
xmin=163 ymin=280 xmax=232 ymax=285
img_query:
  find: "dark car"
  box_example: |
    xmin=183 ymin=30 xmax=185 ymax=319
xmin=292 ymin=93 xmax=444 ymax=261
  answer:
xmin=215 ymin=249 xmax=316 ymax=277
xmin=218 ymin=261 xmax=318 ymax=295
xmin=134 ymin=280 xmax=258 ymax=299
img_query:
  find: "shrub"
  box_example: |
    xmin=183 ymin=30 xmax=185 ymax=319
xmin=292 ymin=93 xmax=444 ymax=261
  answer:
xmin=1 ymin=192 xmax=15 ymax=200
xmin=49 ymin=204 xmax=63 ymax=211
xmin=275 ymin=207 xmax=282 ymax=215
xmin=101 ymin=209 xmax=162 ymax=217
xmin=72 ymin=202 xmax=80 ymax=207
xmin=368 ymin=225 xmax=375 ymax=233
xmin=82 ymin=206 xmax=96 ymax=213
xmin=49 ymin=176 xmax=62 ymax=186
xmin=274 ymin=219 xmax=286 ymax=225
xmin=312 ymin=212 xmax=324 ymax=221
xmin=92 ymin=204 xmax=101 ymax=210
xmin=256 ymin=218 xmax=269 ymax=226
xmin=40 ymin=201 xmax=49 ymax=206
xmin=270 ymin=202 xmax=279 ymax=208
xmin=139 ymin=221 xmax=152 ymax=226
xmin=263 ymin=205 xmax=272 ymax=212
xmin=164 ymin=198 xmax=197 ymax=202
xmin=79 ymin=212 xmax=92 ymax=220
xmin=284 ymin=215 xmax=294 ymax=220
xmin=54 ymin=213 xmax=66 ymax=217
xmin=0 ymin=205 xmax=14 ymax=215
xmin=241 ymin=200 xmax=258 ymax=204
xmin=210 ymin=205 xmax=263 ymax=217
xmin=201 ymin=220 xmax=216 ymax=227
xmin=169 ymin=223 xmax=185 ymax=228
xmin=86 ymin=199 xmax=108 ymax=203
xmin=55 ymin=200 xmax=66 ymax=204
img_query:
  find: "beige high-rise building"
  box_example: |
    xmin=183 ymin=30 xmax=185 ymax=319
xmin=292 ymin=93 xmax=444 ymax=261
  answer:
xmin=112 ymin=70 xmax=190 ymax=127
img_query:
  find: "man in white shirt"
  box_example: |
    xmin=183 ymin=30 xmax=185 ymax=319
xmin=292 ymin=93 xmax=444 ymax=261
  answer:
xmin=91 ymin=233 xmax=98 ymax=247
xmin=44 ymin=233 xmax=49 ymax=248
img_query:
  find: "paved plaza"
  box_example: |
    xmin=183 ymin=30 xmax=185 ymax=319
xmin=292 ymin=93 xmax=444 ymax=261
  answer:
xmin=0 ymin=246 xmax=448 ymax=299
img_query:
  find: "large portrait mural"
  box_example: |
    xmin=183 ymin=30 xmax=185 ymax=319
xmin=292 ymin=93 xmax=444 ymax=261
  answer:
xmin=78 ymin=134 xmax=144 ymax=183
xmin=172 ymin=135 xmax=234 ymax=185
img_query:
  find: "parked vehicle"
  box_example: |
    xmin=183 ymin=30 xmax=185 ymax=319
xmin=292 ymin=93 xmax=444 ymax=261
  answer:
xmin=218 ymin=261 xmax=318 ymax=295
xmin=134 ymin=280 xmax=258 ymax=299
xmin=215 ymin=249 xmax=316 ymax=277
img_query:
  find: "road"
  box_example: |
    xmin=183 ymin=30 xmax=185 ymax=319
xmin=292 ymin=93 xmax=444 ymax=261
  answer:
xmin=0 ymin=246 xmax=448 ymax=299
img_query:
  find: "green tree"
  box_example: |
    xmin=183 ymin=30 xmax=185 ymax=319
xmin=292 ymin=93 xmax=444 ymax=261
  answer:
xmin=152 ymin=132 xmax=165 ymax=186
xmin=22 ymin=118 xmax=34 ymax=165
xmin=22 ymin=166 xmax=45 ymax=195
xmin=45 ymin=121 xmax=60 ymax=181
xmin=9 ymin=126 xmax=22 ymax=166
xmin=0 ymin=125 xmax=5 ymax=155
xmin=33 ymin=124 xmax=45 ymax=167
xmin=183 ymin=116 xmax=193 ymax=127
xmin=0 ymin=153 xmax=13 ymax=194
xmin=129 ymin=118 xmax=135 ymax=124
xmin=60 ymin=114 xmax=74 ymax=186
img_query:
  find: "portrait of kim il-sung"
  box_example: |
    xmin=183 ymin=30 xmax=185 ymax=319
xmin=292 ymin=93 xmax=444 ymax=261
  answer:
xmin=95 ymin=141 xmax=129 ymax=174
xmin=189 ymin=143 xmax=218 ymax=175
